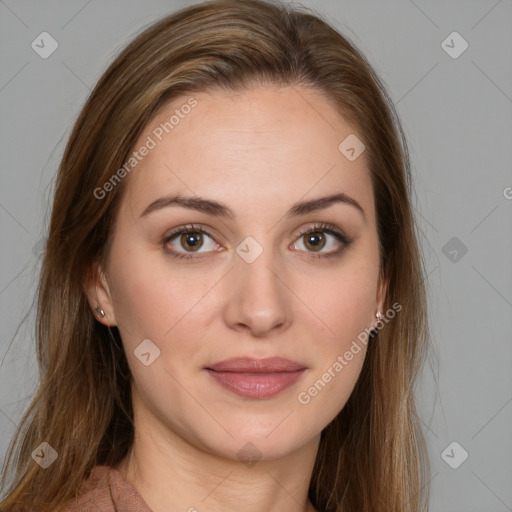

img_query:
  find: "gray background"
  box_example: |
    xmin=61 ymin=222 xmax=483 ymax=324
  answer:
xmin=1 ymin=0 xmax=511 ymax=510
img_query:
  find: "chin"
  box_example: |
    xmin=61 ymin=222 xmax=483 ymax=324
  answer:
xmin=194 ymin=419 xmax=316 ymax=462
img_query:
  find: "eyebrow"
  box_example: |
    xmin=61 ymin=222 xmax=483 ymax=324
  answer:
xmin=140 ymin=192 xmax=366 ymax=222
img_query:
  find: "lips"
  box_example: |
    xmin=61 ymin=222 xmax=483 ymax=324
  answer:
xmin=205 ymin=357 xmax=307 ymax=399
xmin=206 ymin=357 xmax=306 ymax=373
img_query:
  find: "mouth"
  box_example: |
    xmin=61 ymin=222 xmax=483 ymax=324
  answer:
xmin=204 ymin=357 xmax=307 ymax=399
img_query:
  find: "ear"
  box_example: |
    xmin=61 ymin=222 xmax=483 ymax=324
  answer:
xmin=374 ymin=268 xmax=389 ymax=322
xmin=84 ymin=260 xmax=117 ymax=327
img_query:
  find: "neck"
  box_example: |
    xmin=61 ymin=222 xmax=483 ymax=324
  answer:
xmin=115 ymin=400 xmax=320 ymax=512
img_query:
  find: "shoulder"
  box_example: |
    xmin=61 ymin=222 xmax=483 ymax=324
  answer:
xmin=58 ymin=465 xmax=114 ymax=512
xmin=59 ymin=465 xmax=152 ymax=512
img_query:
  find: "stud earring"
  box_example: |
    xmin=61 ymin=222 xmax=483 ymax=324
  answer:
xmin=95 ymin=306 xmax=105 ymax=318
xmin=369 ymin=311 xmax=383 ymax=339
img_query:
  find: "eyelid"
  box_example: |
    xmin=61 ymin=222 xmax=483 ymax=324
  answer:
xmin=295 ymin=222 xmax=350 ymax=243
xmin=163 ymin=223 xmax=219 ymax=243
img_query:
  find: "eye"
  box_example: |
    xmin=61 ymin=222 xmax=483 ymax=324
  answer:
xmin=162 ymin=222 xmax=352 ymax=261
xmin=162 ymin=224 xmax=221 ymax=260
xmin=292 ymin=222 xmax=352 ymax=259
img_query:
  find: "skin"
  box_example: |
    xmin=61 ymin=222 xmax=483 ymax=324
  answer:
xmin=86 ymin=85 xmax=387 ymax=512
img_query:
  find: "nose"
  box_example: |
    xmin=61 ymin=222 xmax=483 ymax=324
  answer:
xmin=222 ymin=244 xmax=291 ymax=337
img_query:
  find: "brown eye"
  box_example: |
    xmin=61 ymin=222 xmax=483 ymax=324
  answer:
xmin=162 ymin=225 xmax=220 ymax=260
xmin=303 ymin=231 xmax=326 ymax=252
xmin=179 ymin=232 xmax=203 ymax=252
xmin=292 ymin=223 xmax=351 ymax=258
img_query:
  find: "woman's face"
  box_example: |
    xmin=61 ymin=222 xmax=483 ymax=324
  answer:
xmin=90 ymin=85 xmax=386 ymax=461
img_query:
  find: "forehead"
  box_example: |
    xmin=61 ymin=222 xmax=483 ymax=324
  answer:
xmin=121 ymin=85 xmax=374 ymax=222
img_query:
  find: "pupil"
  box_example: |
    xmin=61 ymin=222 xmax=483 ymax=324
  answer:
xmin=306 ymin=232 xmax=325 ymax=251
xmin=183 ymin=232 xmax=202 ymax=251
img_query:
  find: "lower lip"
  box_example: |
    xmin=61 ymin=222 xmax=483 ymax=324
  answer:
xmin=205 ymin=369 xmax=306 ymax=399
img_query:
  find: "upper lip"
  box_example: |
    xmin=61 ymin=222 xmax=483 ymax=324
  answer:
xmin=206 ymin=357 xmax=306 ymax=373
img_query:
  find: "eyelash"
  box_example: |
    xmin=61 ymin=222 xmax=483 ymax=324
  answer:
xmin=162 ymin=222 xmax=352 ymax=261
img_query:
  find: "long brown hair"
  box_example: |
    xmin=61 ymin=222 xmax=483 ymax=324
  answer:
xmin=0 ymin=1 xmax=431 ymax=510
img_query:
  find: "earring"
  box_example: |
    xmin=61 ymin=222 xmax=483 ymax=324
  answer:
xmin=369 ymin=311 xmax=383 ymax=339
xmin=95 ymin=306 xmax=105 ymax=318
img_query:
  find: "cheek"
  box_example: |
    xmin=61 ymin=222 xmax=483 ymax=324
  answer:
xmin=295 ymin=345 xmax=366 ymax=434
xmin=293 ymin=262 xmax=376 ymax=418
xmin=298 ymin=257 xmax=378 ymax=347
xmin=107 ymin=245 xmax=214 ymax=362
xmin=106 ymin=244 xmax=179 ymax=341
xmin=291 ymin=252 xmax=377 ymax=415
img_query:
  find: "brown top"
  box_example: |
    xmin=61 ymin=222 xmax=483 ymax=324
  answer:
xmin=60 ymin=465 xmax=153 ymax=512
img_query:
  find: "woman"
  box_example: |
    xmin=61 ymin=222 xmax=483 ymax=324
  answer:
xmin=0 ymin=0 xmax=431 ymax=510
